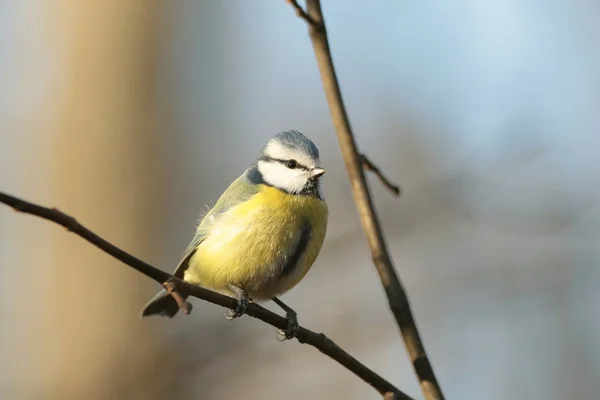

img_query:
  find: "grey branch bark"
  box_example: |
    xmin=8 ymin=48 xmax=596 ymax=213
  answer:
xmin=0 ymin=192 xmax=413 ymax=400
xmin=289 ymin=1 xmax=445 ymax=399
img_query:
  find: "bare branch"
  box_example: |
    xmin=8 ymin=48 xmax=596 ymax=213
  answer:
xmin=385 ymin=392 xmax=402 ymax=400
xmin=361 ymin=154 xmax=402 ymax=196
xmin=0 ymin=191 xmax=413 ymax=400
xmin=286 ymin=0 xmax=316 ymax=26
xmin=289 ymin=1 xmax=445 ymax=399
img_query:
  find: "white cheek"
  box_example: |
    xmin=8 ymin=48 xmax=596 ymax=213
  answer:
xmin=257 ymin=161 xmax=308 ymax=193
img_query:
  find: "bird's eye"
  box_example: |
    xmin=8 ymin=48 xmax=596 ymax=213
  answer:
xmin=285 ymin=160 xmax=298 ymax=169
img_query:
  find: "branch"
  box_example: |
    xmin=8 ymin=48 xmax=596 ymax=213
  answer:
xmin=0 ymin=192 xmax=413 ymax=400
xmin=286 ymin=0 xmax=317 ymax=26
xmin=361 ymin=154 xmax=402 ymax=196
xmin=289 ymin=1 xmax=446 ymax=399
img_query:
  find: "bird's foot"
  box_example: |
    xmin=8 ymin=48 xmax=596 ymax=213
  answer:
xmin=276 ymin=308 xmax=299 ymax=341
xmin=224 ymin=299 xmax=248 ymax=320
xmin=272 ymin=297 xmax=299 ymax=341
xmin=224 ymin=285 xmax=249 ymax=320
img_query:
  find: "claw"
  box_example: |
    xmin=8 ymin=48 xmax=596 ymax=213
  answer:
xmin=224 ymin=285 xmax=249 ymax=320
xmin=224 ymin=297 xmax=248 ymax=320
xmin=276 ymin=309 xmax=299 ymax=341
xmin=272 ymin=297 xmax=300 ymax=341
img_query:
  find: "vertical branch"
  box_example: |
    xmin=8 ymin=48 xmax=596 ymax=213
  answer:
xmin=295 ymin=1 xmax=446 ymax=399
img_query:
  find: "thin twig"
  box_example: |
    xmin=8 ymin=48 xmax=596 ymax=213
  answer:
xmin=0 ymin=192 xmax=413 ymax=400
xmin=286 ymin=0 xmax=316 ymax=26
xmin=289 ymin=1 xmax=446 ymax=399
xmin=361 ymin=154 xmax=402 ymax=196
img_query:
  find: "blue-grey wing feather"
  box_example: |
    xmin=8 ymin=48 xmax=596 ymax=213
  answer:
xmin=171 ymin=171 xmax=261 ymax=278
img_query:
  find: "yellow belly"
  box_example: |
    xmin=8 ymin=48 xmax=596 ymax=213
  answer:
xmin=183 ymin=185 xmax=328 ymax=300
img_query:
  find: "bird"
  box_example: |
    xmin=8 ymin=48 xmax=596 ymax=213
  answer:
xmin=141 ymin=130 xmax=328 ymax=339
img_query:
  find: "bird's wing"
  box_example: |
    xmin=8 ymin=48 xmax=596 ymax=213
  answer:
xmin=171 ymin=173 xmax=260 ymax=278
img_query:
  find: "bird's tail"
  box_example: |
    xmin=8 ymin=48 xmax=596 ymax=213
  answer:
xmin=140 ymin=289 xmax=184 ymax=318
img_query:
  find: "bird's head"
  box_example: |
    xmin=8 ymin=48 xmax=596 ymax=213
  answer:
xmin=253 ymin=130 xmax=325 ymax=197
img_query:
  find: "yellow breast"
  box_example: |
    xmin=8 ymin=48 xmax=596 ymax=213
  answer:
xmin=184 ymin=185 xmax=328 ymax=300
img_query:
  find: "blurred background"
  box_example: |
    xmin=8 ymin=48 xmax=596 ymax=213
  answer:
xmin=1 ymin=1 xmax=600 ymax=399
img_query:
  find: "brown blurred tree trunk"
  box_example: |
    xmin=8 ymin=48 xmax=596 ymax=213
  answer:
xmin=27 ymin=2 xmax=170 ymax=399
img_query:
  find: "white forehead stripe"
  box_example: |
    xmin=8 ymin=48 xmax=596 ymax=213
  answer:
xmin=264 ymin=141 xmax=319 ymax=168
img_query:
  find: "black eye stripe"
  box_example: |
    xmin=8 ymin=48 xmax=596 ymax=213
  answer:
xmin=260 ymin=156 xmax=309 ymax=170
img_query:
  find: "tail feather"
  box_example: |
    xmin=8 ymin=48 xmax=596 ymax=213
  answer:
xmin=140 ymin=289 xmax=184 ymax=318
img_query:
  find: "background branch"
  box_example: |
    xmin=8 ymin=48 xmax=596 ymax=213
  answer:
xmin=287 ymin=0 xmax=316 ymax=25
xmin=290 ymin=1 xmax=445 ymax=399
xmin=361 ymin=154 xmax=402 ymax=196
xmin=0 ymin=192 xmax=413 ymax=400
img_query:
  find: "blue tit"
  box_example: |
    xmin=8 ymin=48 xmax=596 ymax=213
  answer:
xmin=141 ymin=130 xmax=328 ymax=339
